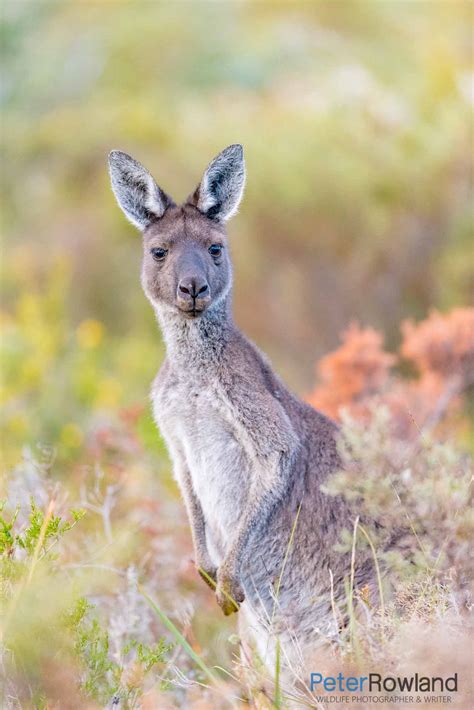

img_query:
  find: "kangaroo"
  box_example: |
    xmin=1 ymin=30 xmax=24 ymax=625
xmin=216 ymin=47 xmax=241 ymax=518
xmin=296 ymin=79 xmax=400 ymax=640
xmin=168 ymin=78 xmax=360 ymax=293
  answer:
xmin=108 ymin=145 xmax=373 ymax=670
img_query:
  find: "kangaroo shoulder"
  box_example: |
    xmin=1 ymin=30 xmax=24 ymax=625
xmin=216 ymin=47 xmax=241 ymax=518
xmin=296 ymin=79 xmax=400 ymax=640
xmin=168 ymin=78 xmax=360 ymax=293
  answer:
xmin=219 ymin=333 xmax=298 ymax=453
xmin=151 ymin=358 xmax=181 ymax=415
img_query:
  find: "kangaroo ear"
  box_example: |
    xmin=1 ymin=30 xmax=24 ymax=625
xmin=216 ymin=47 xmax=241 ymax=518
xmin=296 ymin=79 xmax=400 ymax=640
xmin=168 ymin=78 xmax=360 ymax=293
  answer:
xmin=191 ymin=144 xmax=246 ymax=222
xmin=108 ymin=151 xmax=174 ymax=230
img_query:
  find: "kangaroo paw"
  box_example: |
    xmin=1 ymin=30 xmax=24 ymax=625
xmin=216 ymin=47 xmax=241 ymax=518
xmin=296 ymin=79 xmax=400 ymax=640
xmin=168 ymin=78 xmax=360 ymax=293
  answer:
xmin=216 ymin=574 xmax=245 ymax=616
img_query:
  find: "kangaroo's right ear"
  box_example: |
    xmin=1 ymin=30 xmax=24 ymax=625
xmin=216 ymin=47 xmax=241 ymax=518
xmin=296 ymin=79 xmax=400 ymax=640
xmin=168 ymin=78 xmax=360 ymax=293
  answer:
xmin=108 ymin=151 xmax=174 ymax=230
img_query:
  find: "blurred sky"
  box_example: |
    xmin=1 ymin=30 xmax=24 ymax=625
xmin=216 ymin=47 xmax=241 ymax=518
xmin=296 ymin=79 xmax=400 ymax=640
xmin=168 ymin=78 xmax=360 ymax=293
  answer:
xmin=2 ymin=0 xmax=473 ymax=391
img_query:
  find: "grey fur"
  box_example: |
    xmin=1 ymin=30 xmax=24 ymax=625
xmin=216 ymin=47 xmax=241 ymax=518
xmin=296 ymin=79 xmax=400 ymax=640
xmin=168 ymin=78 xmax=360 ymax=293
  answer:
xmin=190 ymin=143 xmax=246 ymax=222
xmin=108 ymin=150 xmax=174 ymax=229
xmin=108 ymin=145 xmax=374 ymax=671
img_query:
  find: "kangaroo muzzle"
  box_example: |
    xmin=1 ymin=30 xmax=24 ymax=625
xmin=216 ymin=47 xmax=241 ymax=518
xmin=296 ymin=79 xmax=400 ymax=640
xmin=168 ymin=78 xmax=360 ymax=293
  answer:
xmin=176 ymin=274 xmax=211 ymax=316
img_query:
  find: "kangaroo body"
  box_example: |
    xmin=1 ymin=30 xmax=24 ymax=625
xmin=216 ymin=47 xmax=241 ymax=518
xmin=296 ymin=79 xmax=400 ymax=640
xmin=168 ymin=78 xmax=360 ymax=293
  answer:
xmin=152 ymin=306 xmax=355 ymax=658
xmin=108 ymin=146 xmax=373 ymax=670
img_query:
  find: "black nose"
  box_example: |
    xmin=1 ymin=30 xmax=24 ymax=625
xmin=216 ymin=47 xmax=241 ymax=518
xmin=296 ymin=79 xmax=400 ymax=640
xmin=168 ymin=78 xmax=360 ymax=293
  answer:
xmin=178 ymin=277 xmax=209 ymax=299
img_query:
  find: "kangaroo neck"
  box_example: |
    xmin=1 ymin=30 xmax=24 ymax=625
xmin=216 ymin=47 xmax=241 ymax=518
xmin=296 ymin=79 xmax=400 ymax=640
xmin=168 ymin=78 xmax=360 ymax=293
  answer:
xmin=155 ymin=295 xmax=234 ymax=371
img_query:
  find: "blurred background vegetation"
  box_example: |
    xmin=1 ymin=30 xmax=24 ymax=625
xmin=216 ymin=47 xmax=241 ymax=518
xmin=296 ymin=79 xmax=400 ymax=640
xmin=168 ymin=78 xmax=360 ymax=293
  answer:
xmin=2 ymin=0 xmax=473 ymax=465
xmin=1 ymin=2 xmax=473 ymax=707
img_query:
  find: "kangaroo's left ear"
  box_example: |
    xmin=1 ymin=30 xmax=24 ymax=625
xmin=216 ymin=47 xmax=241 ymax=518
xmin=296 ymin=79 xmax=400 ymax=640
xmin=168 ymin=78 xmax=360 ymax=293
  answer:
xmin=190 ymin=144 xmax=246 ymax=222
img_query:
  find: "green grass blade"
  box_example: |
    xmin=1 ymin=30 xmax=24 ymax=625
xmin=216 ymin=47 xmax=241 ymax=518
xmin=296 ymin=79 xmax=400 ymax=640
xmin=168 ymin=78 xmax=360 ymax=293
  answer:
xmin=140 ymin=587 xmax=219 ymax=685
xmin=273 ymin=502 xmax=302 ymax=612
xmin=358 ymin=523 xmax=385 ymax=618
xmin=274 ymin=637 xmax=281 ymax=709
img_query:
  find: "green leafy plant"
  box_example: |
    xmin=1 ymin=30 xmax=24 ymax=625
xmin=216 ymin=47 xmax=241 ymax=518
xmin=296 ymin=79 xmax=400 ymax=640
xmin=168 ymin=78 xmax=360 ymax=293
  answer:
xmin=63 ymin=597 xmax=172 ymax=706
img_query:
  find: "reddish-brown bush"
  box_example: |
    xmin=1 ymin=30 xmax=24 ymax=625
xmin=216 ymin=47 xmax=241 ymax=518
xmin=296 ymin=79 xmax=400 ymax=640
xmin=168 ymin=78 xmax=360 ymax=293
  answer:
xmin=401 ymin=307 xmax=474 ymax=383
xmin=307 ymin=323 xmax=395 ymax=420
xmin=307 ymin=307 xmax=474 ymax=439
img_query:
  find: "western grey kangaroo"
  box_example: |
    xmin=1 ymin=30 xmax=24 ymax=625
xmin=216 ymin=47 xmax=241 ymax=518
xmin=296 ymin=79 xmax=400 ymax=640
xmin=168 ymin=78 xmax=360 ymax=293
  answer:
xmin=108 ymin=145 xmax=373 ymax=669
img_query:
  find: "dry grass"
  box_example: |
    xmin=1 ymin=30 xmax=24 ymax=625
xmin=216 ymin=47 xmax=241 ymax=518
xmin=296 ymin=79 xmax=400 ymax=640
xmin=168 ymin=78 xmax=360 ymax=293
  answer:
xmin=2 ymin=404 xmax=473 ymax=708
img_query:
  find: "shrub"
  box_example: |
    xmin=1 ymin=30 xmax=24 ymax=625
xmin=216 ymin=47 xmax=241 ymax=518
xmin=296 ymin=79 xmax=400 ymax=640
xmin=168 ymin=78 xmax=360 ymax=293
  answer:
xmin=307 ymin=307 xmax=474 ymax=442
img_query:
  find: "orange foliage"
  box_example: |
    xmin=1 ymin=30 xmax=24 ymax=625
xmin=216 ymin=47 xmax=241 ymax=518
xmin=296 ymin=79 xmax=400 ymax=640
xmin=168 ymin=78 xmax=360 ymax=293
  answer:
xmin=383 ymin=374 xmax=448 ymax=439
xmin=401 ymin=308 xmax=474 ymax=381
xmin=307 ymin=308 xmax=474 ymax=438
xmin=307 ymin=323 xmax=395 ymax=420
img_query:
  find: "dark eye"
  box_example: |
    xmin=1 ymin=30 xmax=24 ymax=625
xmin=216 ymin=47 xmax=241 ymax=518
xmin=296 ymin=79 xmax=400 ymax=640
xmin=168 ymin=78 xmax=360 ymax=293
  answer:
xmin=151 ymin=247 xmax=168 ymax=261
xmin=208 ymin=244 xmax=223 ymax=258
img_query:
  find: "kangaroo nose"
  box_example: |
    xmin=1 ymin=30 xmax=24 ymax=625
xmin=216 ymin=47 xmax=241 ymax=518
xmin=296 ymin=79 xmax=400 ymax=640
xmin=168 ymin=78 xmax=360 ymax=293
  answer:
xmin=178 ymin=277 xmax=209 ymax=299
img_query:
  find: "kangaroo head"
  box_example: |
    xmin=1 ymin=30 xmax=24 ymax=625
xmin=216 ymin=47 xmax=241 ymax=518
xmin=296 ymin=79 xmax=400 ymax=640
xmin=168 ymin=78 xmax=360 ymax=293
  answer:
xmin=108 ymin=145 xmax=245 ymax=319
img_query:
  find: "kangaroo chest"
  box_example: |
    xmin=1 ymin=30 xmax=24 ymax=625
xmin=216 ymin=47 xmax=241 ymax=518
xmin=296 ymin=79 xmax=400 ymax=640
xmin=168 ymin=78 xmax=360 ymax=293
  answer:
xmin=153 ymin=374 xmax=252 ymax=559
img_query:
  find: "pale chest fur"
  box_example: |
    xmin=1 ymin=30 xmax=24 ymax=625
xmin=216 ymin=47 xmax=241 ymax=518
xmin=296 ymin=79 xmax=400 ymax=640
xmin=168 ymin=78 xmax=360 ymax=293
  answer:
xmin=152 ymin=372 xmax=251 ymax=563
